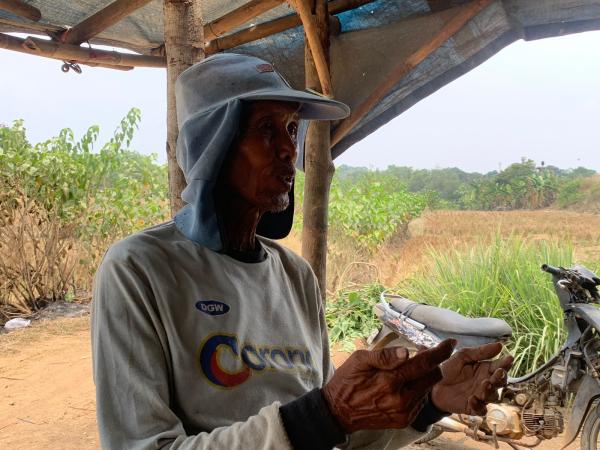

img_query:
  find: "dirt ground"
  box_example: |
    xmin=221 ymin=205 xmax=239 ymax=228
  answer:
xmin=0 ymin=316 xmax=582 ymax=450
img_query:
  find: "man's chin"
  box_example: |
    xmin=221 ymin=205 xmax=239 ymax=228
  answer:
xmin=264 ymin=195 xmax=289 ymax=213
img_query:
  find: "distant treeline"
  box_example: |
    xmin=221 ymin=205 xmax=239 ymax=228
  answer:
xmin=336 ymin=159 xmax=598 ymax=211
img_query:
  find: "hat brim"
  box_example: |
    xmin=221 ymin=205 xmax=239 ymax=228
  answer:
xmin=242 ymin=88 xmax=350 ymax=120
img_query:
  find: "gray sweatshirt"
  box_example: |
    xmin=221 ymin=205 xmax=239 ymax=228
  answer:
xmin=91 ymin=221 xmax=425 ymax=449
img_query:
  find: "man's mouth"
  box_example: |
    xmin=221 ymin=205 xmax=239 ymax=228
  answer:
xmin=278 ymin=174 xmax=294 ymax=188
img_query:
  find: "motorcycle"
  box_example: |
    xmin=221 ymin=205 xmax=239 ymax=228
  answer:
xmin=369 ymin=264 xmax=600 ymax=449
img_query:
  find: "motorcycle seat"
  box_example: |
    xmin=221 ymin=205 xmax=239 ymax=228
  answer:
xmin=388 ymin=296 xmax=512 ymax=338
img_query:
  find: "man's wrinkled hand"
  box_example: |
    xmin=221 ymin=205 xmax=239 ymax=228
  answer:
xmin=322 ymin=339 xmax=456 ymax=433
xmin=431 ymin=342 xmax=514 ymax=416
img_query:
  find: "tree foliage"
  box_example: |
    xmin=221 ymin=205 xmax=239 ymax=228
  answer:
xmin=0 ymin=109 xmax=169 ymax=240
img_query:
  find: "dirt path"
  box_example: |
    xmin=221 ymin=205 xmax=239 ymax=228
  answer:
xmin=0 ymin=317 xmax=98 ymax=450
xmin=0 ymin=317 xmax=582 ymax=449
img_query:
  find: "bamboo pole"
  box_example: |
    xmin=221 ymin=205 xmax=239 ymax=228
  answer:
xmin=0 ymin=0 xmax=41 ymax=22
xmin=204 ymin=0 xmax=285 ymax=41
xmin=331 ymin=0 xmax=493 ymax=146
xmin=163 ymin=0 xmax=204 ymax=216
xmin=289 ymin=0 xmax=332 ymax=96
xmin=61 ymin=0 xmax=154 ymax=45
xmin=206 ymin=0 xmax=374 ymax=54
xmin=301 ymin=0 xmax=333 ymax=302
xmin=0 ymin=32 xmax=165 ymax=67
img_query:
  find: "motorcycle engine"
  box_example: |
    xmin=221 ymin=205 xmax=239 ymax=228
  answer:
xmin=522 ymin=407 xmax=564 ymax=439
xmin=485 ymin=404 xmax=522 ymax=437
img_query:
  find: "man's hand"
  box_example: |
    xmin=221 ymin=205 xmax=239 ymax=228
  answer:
xmin=322 ymin=339 xmax=456 ymax=433
xmin=431 ymin=342 xmax=513 ymax=416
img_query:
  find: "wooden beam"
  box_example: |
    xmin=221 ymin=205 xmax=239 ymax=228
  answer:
xmin=0 ymin=32 xmax=165 ymax=67
xmin=0 ymin=17 xmax=153 ymax=54
xmin=0 ymin=0 xmax=41 ymax=22
xmin=163 ymin=0 xmax=204 ymax=215
xmin=289 ymin=0 xmax=332 ymax=96
xmin=204 ymin=0 xmax=285 ymax=42
xmin=206 ymin=0 xmax=375 ymax=54
xmin=301 ymin=0 xmax=333 ymax=302
xmin=331 ymin=0 xmax=493 ymax=147
xmin=61 ymin=0 xmax=153 ymax=45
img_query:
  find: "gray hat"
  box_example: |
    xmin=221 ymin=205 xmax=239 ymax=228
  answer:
xmin=173 ymin=53 xmax=350 ymax=251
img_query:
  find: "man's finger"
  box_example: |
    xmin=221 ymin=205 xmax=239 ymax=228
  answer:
xmin=361 ymin=346 xmax=410 ymax=371
xmin=396 ymin=339 xmax=456 ymax=382
xmin=467 ymin=395 xmax=487 ymax=416
xmin=457 ymin=342 xmax=503 ymax=364
xmin=489 ymin=368 xmax=508 ymax=388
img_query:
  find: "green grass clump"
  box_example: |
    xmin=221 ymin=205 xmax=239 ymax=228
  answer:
xmin=326 ymin=283 xmax=383 ymax=351
xmin=399 ymin=235 xmax=574 ymax=376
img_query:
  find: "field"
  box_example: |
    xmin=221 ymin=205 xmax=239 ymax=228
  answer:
xmin=1 ymin=209 xmax=596 ymax=449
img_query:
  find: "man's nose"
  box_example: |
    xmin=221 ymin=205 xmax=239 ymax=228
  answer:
xmin=275 ymin=129 xmax=298 ymax=164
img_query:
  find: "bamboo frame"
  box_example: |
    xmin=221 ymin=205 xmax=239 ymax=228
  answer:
xmin=60 ymin=0 xmax=153 ymax=45
xmin=289 ymin=0 xmax=332 ymax=96
xmin=0 ymin=32 xmax=165 ymax=68
xmin=205 ymin=0 xmax=285 ymax=41
xmin=301 ymin=0 xmax=333 ymax=301
xmin=206 ymin=0 xmax=375 ymax=54
xmin=0 ymin=0 xmax=41 ymax=22
xmin=331 ymin=0 xmax=493 ymax=146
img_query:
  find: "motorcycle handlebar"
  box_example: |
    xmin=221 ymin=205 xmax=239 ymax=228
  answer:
xmin=541 ymin=264 xmax=563 ymax=276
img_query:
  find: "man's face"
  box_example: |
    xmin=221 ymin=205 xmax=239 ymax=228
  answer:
xmin=221 ymin=100 xmax=300 ymax=213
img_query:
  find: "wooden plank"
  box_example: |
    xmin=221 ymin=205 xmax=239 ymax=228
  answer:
xmin=204 ymin=0 xmax=285 ymax=41
xmin=0 ymin=32 xmax=165 ymax=67
xmin=163 ymin=0 xmax=204 ymax=215
xmin=61 ymin=0 xmax=153 ymax=45
xmin=301 ymin=0 xmax=333 ymax=302
xmin=0 ymin=0 xmax=41 ymax=22
xmin=331 ymin=0 xmax=493 ymax=147
xmin=206 ymin=0 xmax=375 ymax=54
xmin=289 ymin=0 xmax=332 ymax=96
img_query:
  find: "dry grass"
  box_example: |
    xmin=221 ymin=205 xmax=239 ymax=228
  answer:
xmin=282 ymin=210 xmax=600 ymax=291
xmin=0 ymin=195 xmax=79 ymax=321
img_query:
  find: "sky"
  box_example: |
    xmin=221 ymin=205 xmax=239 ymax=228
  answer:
xmin=2 ymin=31 xmax=600 ymax=173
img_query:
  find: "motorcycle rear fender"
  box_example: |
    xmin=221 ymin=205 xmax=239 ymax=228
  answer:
xmin=562 ymin=374 xmax=600 ymax=449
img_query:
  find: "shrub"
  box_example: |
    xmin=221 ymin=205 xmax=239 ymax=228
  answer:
xmin=326 ymin=283 xmax=383 ymax=351
xmin=0 ymin=111 xmax=169 ymax=320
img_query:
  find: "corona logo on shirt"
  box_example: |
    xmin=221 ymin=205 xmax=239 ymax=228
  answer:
xmin=198 ymin=334 xmax=316 ymax=388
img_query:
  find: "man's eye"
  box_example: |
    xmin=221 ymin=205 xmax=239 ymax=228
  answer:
xmin=287 ymin=122 xmax=298 ymax=138
xmin=259 ymin=121 xmax=275 ymax=136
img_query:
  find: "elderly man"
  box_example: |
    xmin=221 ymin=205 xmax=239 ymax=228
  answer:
xmin=92 ymin=53 xmax=512 ymax=450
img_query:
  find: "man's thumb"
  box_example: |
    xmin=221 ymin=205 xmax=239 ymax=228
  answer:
xmin=366 ymin=346 xmax=409 ymax=370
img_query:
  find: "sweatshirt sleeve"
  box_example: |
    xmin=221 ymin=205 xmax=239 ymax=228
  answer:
xmin=91 ymin=254 xmax=293 ymax=450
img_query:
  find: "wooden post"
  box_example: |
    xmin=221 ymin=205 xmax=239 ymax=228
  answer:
xmin=301 ymin=0 xmax=332 ymax=302
xmin=163 ymin=0 xmax=204 ymax=215
xmin=290 ymin=0 xmax=332 ymax=96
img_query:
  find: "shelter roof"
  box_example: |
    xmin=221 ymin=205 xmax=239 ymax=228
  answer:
xmin=2 ymin=0 xmax=600 ymax=157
